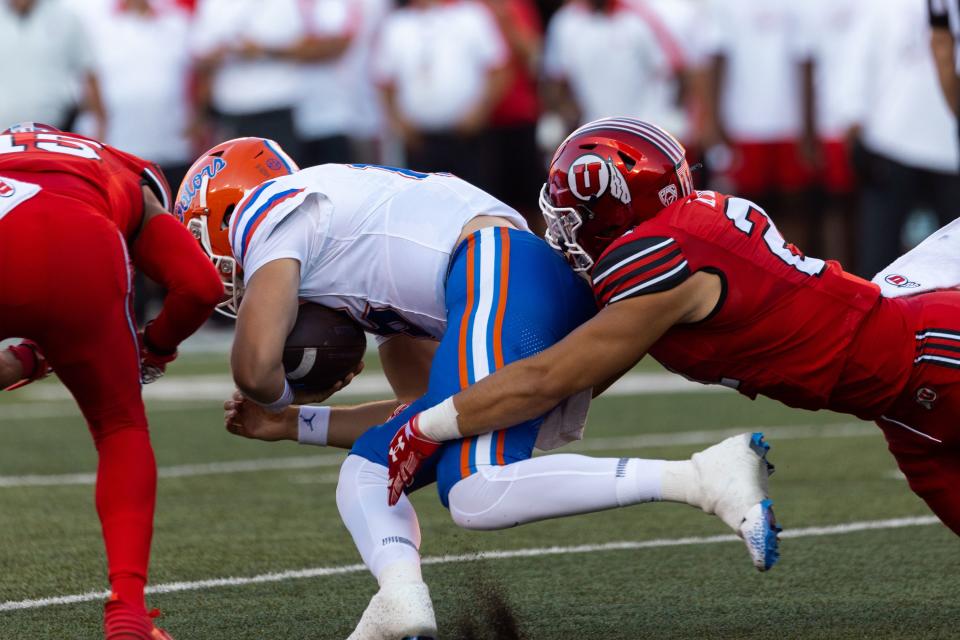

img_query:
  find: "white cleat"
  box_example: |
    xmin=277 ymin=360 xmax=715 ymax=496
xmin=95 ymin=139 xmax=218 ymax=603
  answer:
xmin=687 ymin=432 xmax=781 ymax=571
xmin=346 ymin=581 xmax=438 ymax=640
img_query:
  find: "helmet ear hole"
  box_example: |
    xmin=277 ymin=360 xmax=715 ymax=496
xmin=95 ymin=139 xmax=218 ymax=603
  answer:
xmin=617 ymin=151 xmax=637 ymax=170
xmin=221 ymin=204 xmax=236 ymax=231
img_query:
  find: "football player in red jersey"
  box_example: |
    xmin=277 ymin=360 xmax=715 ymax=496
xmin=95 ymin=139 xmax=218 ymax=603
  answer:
xmin=387 ymin=117 xmax=960 ymax=537
xmin=0 ymin=123 xmax=224 ymax=639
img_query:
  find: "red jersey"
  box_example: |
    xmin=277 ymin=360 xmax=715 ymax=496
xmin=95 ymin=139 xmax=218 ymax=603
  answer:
xmin=0 ymin=131 xmax=170 ymax=239
xmin=591 ymin=190 xmax=912 ymax=419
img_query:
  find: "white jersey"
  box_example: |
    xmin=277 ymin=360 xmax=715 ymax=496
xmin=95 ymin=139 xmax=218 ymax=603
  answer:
xmin=229 ymin=164 xmax=528 ymax=341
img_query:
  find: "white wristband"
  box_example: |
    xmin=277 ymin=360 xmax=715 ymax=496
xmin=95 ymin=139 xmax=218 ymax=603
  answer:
xmin=250 ymin=378 xmax=294 ymax=413
xmin=416 ymin=397 xmax=461 ymax=441
xmin=297 ymin=405 xmax=331 ymax=447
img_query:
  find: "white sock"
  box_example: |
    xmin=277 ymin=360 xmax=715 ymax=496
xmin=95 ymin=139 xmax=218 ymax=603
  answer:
xmin=336 ymin=455 xmax=423 ymax=585
xmin=447 ymin=454 xmax=664 ymax=531
xmin=660 ymin=460 xmax=699 ymax=506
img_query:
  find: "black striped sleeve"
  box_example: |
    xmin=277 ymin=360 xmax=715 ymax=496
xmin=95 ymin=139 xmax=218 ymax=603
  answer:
xmin=591 ymin=236 xmax=690 ymax=307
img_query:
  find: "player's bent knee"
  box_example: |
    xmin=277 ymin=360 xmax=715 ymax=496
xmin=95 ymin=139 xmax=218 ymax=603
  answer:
xmin=446 ymin=471 xmax=515 ymax=531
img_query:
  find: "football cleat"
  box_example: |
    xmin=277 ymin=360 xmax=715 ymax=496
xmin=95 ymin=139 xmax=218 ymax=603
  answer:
xmin=104 ymin=598 xmax=174 ymax=640
xmin=347 ymin=581 xmax=437 ymax=640
xmin=689 ymin=432 xmax=781 ymax=571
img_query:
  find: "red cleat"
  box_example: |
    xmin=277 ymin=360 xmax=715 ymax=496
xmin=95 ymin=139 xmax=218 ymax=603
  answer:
xmin=387 ymin=413 xmax=441 ymax=506
xmin=104 ymin=597 xmax=174 ymax=640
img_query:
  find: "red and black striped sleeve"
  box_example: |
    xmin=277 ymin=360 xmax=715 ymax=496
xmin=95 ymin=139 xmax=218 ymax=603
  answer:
xmin=591 ymin=235 xmax=690 ymax=307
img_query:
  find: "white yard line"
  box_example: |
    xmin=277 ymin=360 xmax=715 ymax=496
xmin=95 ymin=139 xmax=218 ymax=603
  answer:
xmin=0 ymin=515 xmax=940 ymax=613
xmin=0 ymin=422 xmax=872 ymax=489
xmin=8 ymin=371 xmax=726 ymax=405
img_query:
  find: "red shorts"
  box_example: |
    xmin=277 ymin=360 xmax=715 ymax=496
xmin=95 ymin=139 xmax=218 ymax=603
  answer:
xmin=819 ymin=139 xmax=856 ymax=196
xmin=0 ymin=190 xmax=146 ymax=435
xmin=728 ymin=141 xmax=814 ymax=196
xmin=874 ymin=290 xmax=960 ymax=535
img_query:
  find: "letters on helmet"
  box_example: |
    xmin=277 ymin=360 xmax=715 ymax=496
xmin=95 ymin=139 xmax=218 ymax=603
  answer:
xmin=175 ymin=157 xmax=227 ymax=222
xmin=567 ymin=154 xmax=631 ymax=205
xmin=658 ymin=184 xmax=678 ymax=207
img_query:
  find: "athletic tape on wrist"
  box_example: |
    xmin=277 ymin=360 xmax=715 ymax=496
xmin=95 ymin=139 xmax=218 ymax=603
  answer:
xmin=297 ymin=405 xmax=331 ymax=447
xmin=250 ymin=379 xmax=294 ymax=413
xmin=416 ymin=397 xmax=461 ymax=441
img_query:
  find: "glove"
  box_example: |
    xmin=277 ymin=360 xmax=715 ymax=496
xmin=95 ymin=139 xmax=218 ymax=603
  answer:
xmin=4 ymin=340 xmax=52 ymax=390
xmin=387 ymin=413 xmax=441 ymax=506
xmin=138 ymin=323 xmax=177 ymax=384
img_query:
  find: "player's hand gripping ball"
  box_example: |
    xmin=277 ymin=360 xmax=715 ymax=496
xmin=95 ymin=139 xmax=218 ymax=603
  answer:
xmin=284 ymin=303 xmax=366 ymax=403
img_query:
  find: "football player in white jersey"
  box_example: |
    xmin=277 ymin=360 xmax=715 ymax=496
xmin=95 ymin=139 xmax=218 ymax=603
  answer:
xmin=178 ymin=137 xmax=778 ymax=639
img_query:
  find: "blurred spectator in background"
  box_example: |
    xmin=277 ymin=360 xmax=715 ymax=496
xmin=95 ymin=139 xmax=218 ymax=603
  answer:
xmin=484 ymin=0 xmax=544 ymax=231
xmin=191 ymin=0 xmax=306 ymax=161
xmin=542 ymin=0 xmax=682 ymax=131
xmin=842 ymin=0 xmax=960 ymax=278
xmin=345 ymin=0 xmax=393 ymax=164
xmin=930 ymin=0 xmax=960 ymax=118
xmin=374 ymin=0 xmax=509 ymax=190
xmin=0 ymin=0 xmax=106 ymax=137
xmin=71 ymin=0 xmax=195 ymax=324
xmin=631 ymin=0 xmax=705 ymax=148
xmin=75 ymin=0 xmax=194 ymax=191
xmin=702 ymin=0 xmax=812 ymax=250
xmin=794 ymin=0 xmax=863 ymax=265
xmin=294 ymin=0 xmax=359 ymax=167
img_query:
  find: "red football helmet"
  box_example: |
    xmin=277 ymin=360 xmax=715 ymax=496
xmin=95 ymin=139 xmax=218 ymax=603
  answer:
xmin=541 ymin=117 xmax=694 ymax=271
xmin=176 ymin=137 xmax=298 ymax=317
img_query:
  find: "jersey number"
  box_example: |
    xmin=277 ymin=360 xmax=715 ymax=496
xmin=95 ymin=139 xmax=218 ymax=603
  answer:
xmin=723 ymin=197 xmax=825 ymax=277
xmin=0 ymin=134 xmax=102 ymax=160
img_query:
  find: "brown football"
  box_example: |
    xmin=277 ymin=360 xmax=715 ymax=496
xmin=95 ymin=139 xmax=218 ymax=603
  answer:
xmin=283 ymin=303 xmax=366 ymax=394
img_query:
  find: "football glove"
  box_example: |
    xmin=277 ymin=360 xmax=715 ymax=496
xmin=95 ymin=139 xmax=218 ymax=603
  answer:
xmin=387 ymin=413 xmax=441 ymax=506
xmin=4 ymin=339 xmax=51 ymax=390
xmin=138 ymin=322 xmax=177 ymax=384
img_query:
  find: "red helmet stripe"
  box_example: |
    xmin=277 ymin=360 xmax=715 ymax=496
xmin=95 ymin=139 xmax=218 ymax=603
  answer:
xmin=570 ymin=118 xmax=685 ymax=165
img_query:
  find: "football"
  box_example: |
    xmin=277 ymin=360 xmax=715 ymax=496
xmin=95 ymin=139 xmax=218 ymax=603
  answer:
xmin=283 ymin=303 xmax=367 ymax=394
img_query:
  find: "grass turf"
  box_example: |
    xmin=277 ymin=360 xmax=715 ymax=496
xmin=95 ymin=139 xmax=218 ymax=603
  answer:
xmin=0 ymin=356 xmax=957 ymax=639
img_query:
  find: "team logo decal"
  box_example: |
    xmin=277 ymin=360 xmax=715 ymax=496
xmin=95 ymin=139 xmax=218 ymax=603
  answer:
xmin=658 ymin=184 xmax=678 ymax=206
xmin=0 ymin=179 xmax=14 ymax=198
xmin=174 ymin=157 xmax=227 ymax=222
xmin=884 ymin=274 xmax=920 ymax=289
xmin=915 ymin=387 xmax=937 ymax=410
xmin=567 ymin=154 xmax=631 ymax=204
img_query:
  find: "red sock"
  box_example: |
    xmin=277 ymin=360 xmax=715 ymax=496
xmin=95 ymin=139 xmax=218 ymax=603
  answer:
xmin=94 ymin=427 xmax=157 ymax=610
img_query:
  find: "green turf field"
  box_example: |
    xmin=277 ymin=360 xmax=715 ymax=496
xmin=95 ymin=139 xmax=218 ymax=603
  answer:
xmin=0 ymin=351 xmax=957 ymax=639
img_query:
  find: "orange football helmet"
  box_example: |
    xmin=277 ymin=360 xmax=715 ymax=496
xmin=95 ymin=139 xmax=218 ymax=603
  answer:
xmin=176 ymin=137 xmax=298 ymax=317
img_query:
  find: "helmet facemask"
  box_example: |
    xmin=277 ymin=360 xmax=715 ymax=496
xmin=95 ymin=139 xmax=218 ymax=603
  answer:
xmin=540 ymin=184 xmax=595 ymax=272
xmin=187 ymin=215 xmax=243 ymax=318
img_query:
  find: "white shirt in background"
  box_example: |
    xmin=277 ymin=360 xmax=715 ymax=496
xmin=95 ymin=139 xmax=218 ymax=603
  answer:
xmin=294 ymin=0 xmax=358 ymax=141
xmin=793 ymin=0 xmax=864 ymax=140
xmin=74 ymin=0 xmax=192 ymax=165
xmin=191 ymin=0 xmax=305 ymax=116
xmin=543 ymin=2 xmax=671 ymax=127
xmin=0 ymin=0 xmax=93 ymax=128
xmin=839 ymin=0 xmax=959 ymax=173
xmin=345 ymin=0 xmax=392 ymax=140
xmin=703 ymin=0 xmax=805 ymax=142
xmin=628 ymin=0 xmax=702 ymax=141
xmin=373 ymin=1 xmax=507 ymax=131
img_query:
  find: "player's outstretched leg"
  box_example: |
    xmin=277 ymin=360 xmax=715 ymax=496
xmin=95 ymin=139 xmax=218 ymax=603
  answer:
xmin=337 ymin=455 xmax=438 ymax=640
xmin=445 ymin=433 xmax=780 ymax=571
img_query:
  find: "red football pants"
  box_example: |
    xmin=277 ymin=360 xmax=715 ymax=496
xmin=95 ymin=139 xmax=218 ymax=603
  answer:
xmin=875 ymin=291 xmax=960 ymax=536
xmin=0 ymin=193 xmax=155 ymax=608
